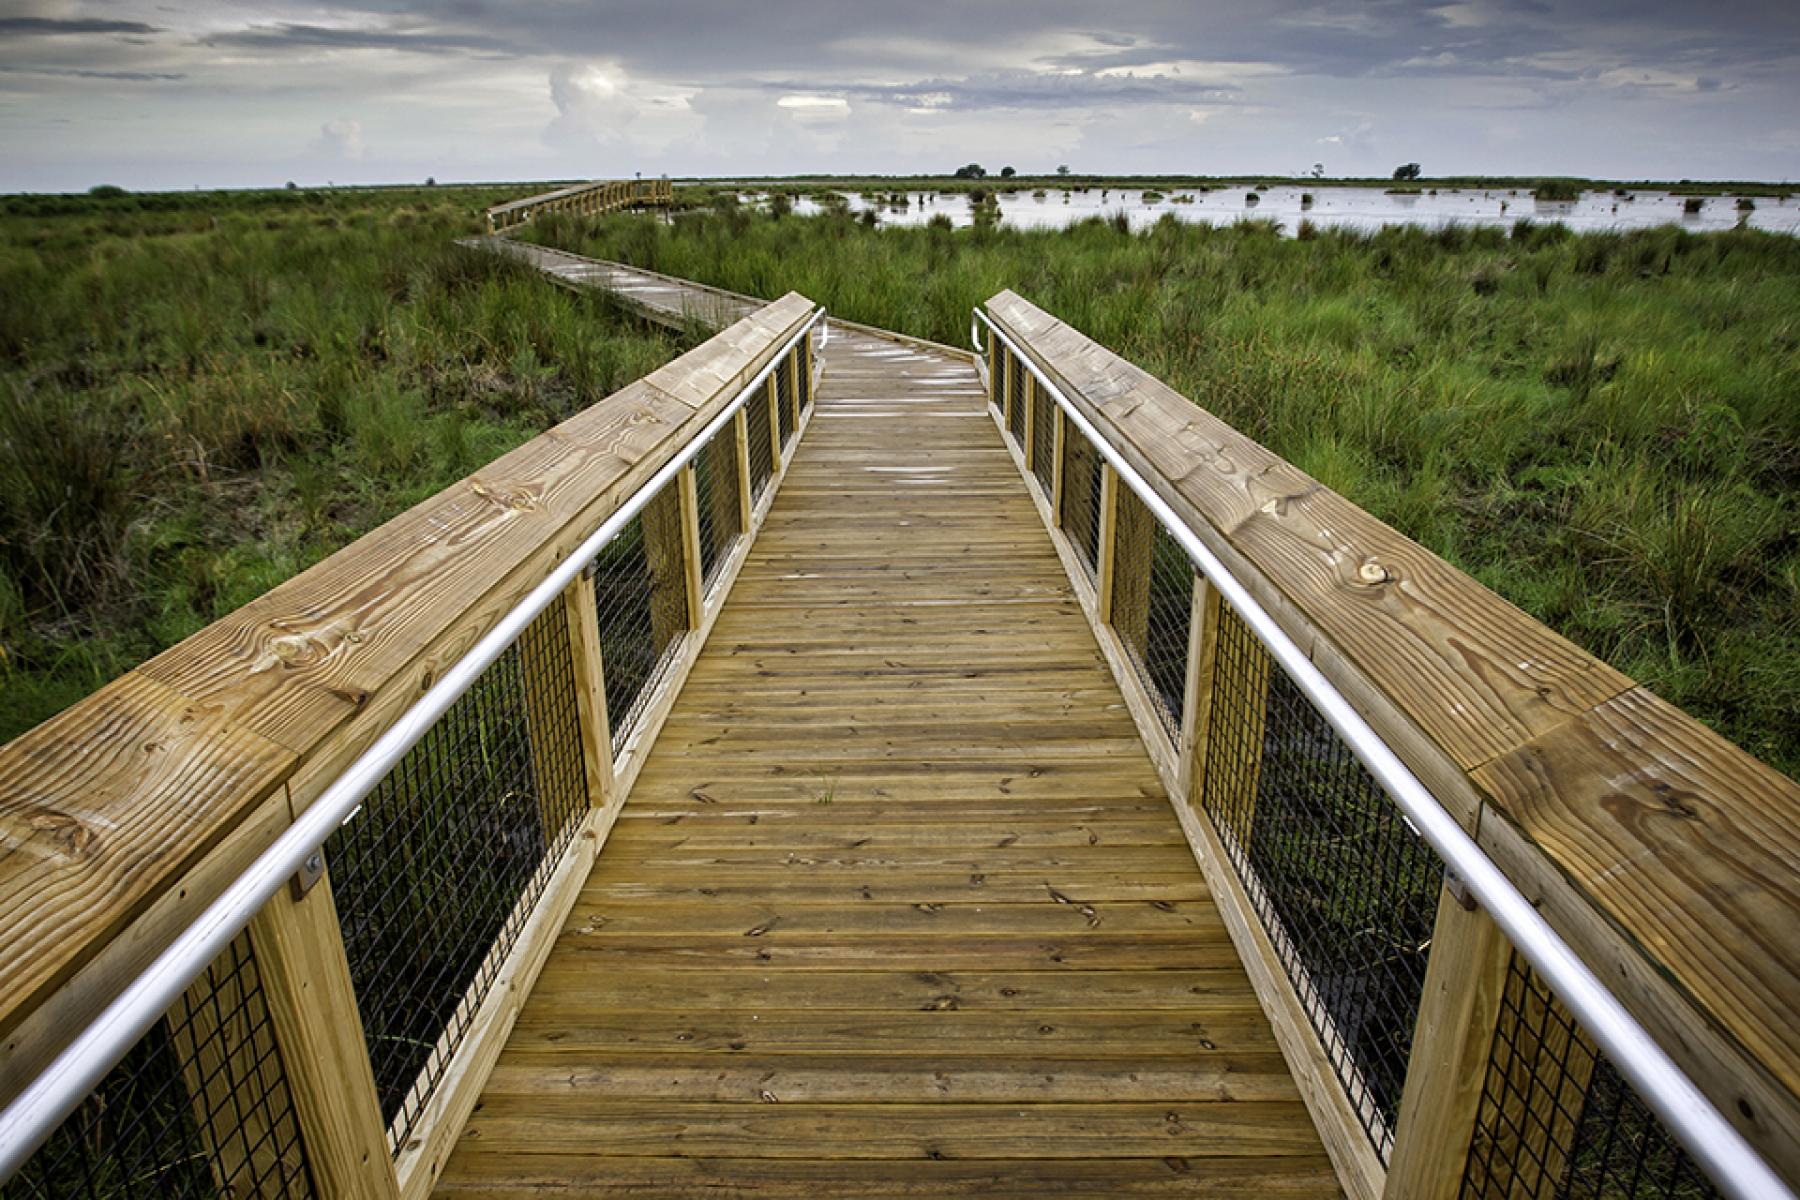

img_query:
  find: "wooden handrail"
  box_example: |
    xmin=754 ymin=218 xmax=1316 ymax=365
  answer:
xmin=484 ymin=178 xmax=673 ymax=233
xmin=0 ymin=291 xmax=815 ymax=1105
xmin=981 ymin=289 xmax=1800 ymax=1192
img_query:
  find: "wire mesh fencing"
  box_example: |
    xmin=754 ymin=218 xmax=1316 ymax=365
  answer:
xmin=1460 ymin=953 xmax=1722 ymax=1200
xmin=691 ymin=427 xmax=744 ymax=596
xmin=1005 ymin=350 xmax=1026 ymax=445
xmin=773 ymin=351 xmax=795 ymax=451
xmin=1031 ymin=389 xmax=1056 ymax=498
xmin=327 ymin=602 xmax=588 ymax=1152
xmin=1198 ymin=602 xmax=1442 ymax=1159
xmin=1110 ymin=495 xmax=1194 ymax=743
xmin=745 ymin=385 xmax=775 ymax=504
xmin=2 ymin=934 xmax=313 ymax=1199
xmin=1059 ymin=427 xmax=1104 ymax=579
xmin=591 ymin=483 xmax=691 ymax=751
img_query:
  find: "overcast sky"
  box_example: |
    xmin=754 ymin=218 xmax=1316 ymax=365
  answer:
xmin=1 ymin=0 xmax=1796 ymax=192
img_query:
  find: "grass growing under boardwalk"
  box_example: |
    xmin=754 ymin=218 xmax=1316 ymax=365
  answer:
xmin=0 ymin=186 xmax=687 ymax=743
xmin=526 ymin=209 xmax=1800 ymax=779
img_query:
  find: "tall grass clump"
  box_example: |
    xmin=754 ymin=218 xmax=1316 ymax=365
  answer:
xmin=526 ymin=208 xmax=1800 ymax=776
xmin=0 ymin=186 xmax=687 ymax=742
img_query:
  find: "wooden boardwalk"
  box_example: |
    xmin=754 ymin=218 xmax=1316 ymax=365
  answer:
xmin=433 ymin=320 xmax=1339 ymax=1196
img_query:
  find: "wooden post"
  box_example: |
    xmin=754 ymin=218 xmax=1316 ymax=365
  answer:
xmin=999 ymin=350 xmax=1013 ymax=430
xmin=248 ymin=873 xmax=400 ymax=1199
xmin=986 ymin=329 xmax=997 ymax=408
xmin=1385 ymin=897 xmax=1513 ymax=1200
xmin=765 ymin=378 xmax=783 ymax=474
xmin=1022 ymin=376 xmax=1037 ymax=472
xmin=639 ymin=484 xmax=690 ymax=651
xmin=1199 ymin=601 xmax=1270 ymax=849
xmin=1109 ymin=484 xmax=1156 ymax=649
xmin=561 ymin=576 xmax=612 ymax=810
xmin=733 ymin=409 xmax=754 ymax=531
xmin=518 ymin=602 xmax=593 ymax=837
xmin=676 ymin=465 xmax=707 ymax=627
xmin=1049 ymin=408 xmax=1066 ymax=516
xmin=1177 ymin=578 xmax=1219 ymax=807
xmin=1094 ymin=464 xmax=1120 ymax=623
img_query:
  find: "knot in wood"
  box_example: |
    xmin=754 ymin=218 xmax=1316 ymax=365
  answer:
xmin=1357 ymin=560 xmax=1392 ymax=585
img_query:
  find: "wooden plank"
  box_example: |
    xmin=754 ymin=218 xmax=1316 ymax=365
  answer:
xmin=436 ymin=323 xmax=1333 ymax=1198
xmin=249 ymin=866 xmax=398 ymax=1199
xmin=676 ymin=466 xmax=706 ymax=629
xmin=0 ymin=671 xmax=295 ymax=1047
xmin=1382 ymin=893 xmax=1512 ymax=1200
xmin=435 ymin=1154 xmax=1340 ymax=1198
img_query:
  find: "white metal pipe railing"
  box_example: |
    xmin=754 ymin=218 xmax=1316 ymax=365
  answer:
xmin=971 ymin=304 xmax=1792 ymax=1200
xmin=0 ymin=303 xmax=827 ymax=1184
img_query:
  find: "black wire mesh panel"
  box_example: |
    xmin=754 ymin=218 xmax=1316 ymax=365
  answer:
xmin=1005 ymin=350 xmax=1026 ymax=445
xmin=1199 ymin=602 xmax=1442 ymax=1158
xmin=3 ymin=934 xmax=313 ymax=1200
xmin=1111 ymin=493 xmax=1194 ymax=742
xmin=1059 ymin=428 xmax=1104 ymax=580
xmin=746 ymin=385 xmax=775 ymax=503
xmin=591 ymin=483 xmax=691 ymax=751
xmin=1030 ymin=389 xmax=1055 ymax=498
xmin=1460 ymin=953 xmax=1722 ymax=1200
xmin=328 ymin=603 xmax=587 ymax=1151
xmin=773 ymin=352 xmax=796 ymax=450
xmin=692 ymin=427 xmax=744 ymax=596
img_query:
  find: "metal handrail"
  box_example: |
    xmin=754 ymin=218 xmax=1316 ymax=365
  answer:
xmin=971 ymin=304 xmax=1792 ymax=1200
xmin=0 ymin=303 xmax=828 ymax=1184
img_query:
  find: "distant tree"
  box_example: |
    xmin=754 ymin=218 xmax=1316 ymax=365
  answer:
xmin=1393 ymin=162 xmax=1422 ymax=181
xmin=1056 ymin=164 xmax=1071 ymax=176
xmin=1311 ymin=163 xmax=1324 ymax=179
xmin=425 ymin=176 xmax=437 ymax=186
xmin=285 ymin=181 xmax=298 ymax=190
xmin=87 ymin=184 xmax=127 ymax=198
xmin=952 ymin=163 xmax=988 ymax=179
xmin=1000 ymin=165 xmax=1016 ymax=178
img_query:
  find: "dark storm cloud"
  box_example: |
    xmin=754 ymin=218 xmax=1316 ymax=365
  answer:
xmin=0 ymin=17 xmax=162 ymax=36
xmin=201 ymin=22 xmax=519 ymax=56
xmin=2 ymin=0 xmax=1796 ymax=190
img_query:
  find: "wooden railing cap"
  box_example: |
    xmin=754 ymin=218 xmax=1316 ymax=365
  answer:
xmin=982 ymin=288 xmax=1800 ymax=1131
xmin=0 ymin=293 xmax=816 ymax=1050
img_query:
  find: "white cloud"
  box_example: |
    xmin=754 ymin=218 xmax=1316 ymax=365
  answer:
xmin=545 ymin=60 xmax=703 ymax=155
xmin=317 ymin=116 xmax=364 ymax=160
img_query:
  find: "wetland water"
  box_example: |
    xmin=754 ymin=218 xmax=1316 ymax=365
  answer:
xmin=771 ymin=185 xmax=1799 ymax=236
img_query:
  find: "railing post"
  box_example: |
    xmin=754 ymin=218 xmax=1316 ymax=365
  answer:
xmin=999 ymin=350 xmax=1013 ymax=430
xmin=676 ymin=465 xmax=707 ymax=628
xmin=1384 ymin=894 xmax=1512 ymax=1199
xmin=1022 ymin=375 xmax=1037 ymax=472
xmin=1049 ymin=408 xmax=1065 ymax=515
xmin=1176 ymin=576 xmax=1218 ymax=805
xmin=733 ymin=409 xmax=754 ymax=531
xmin=1094 ymin=463 xmax=1120 ymax=623
xmin=640 ymin=484 xmax=691 ymax=652
xmin=247 ymin=871 xmax=400 ymax=1199
xmin=560 ymin=576 xmax=613 ymax=809
xmin=764 ymin=377 xmax=783 ymax=476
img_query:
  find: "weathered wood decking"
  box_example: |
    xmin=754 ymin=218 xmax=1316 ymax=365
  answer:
xmin=432 ymin=323 xmax=1339 ymax=1194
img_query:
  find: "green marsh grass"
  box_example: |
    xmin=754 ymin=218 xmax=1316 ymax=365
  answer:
xmin=528 ymin=209 xmax=1800 ymax=777
xmin=0 ymin=186 xmax=685 ymax=742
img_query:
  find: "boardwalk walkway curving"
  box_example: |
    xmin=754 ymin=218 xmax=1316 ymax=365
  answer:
xmin=432 ymin=248 xmax=1339 ymax=1196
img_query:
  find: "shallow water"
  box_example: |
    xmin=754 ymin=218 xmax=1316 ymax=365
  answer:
xmin=766 ymin=186 xmax=1800 ymax=237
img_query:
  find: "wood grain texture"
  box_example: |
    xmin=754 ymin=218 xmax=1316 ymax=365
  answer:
xmin=986 ymin=289 xmax=1800 ymax=1183
xmin=0 ymin=292 xmax=812 ymax=1055
xmin=435 ymin=327 xmax=1337 ymax=1197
